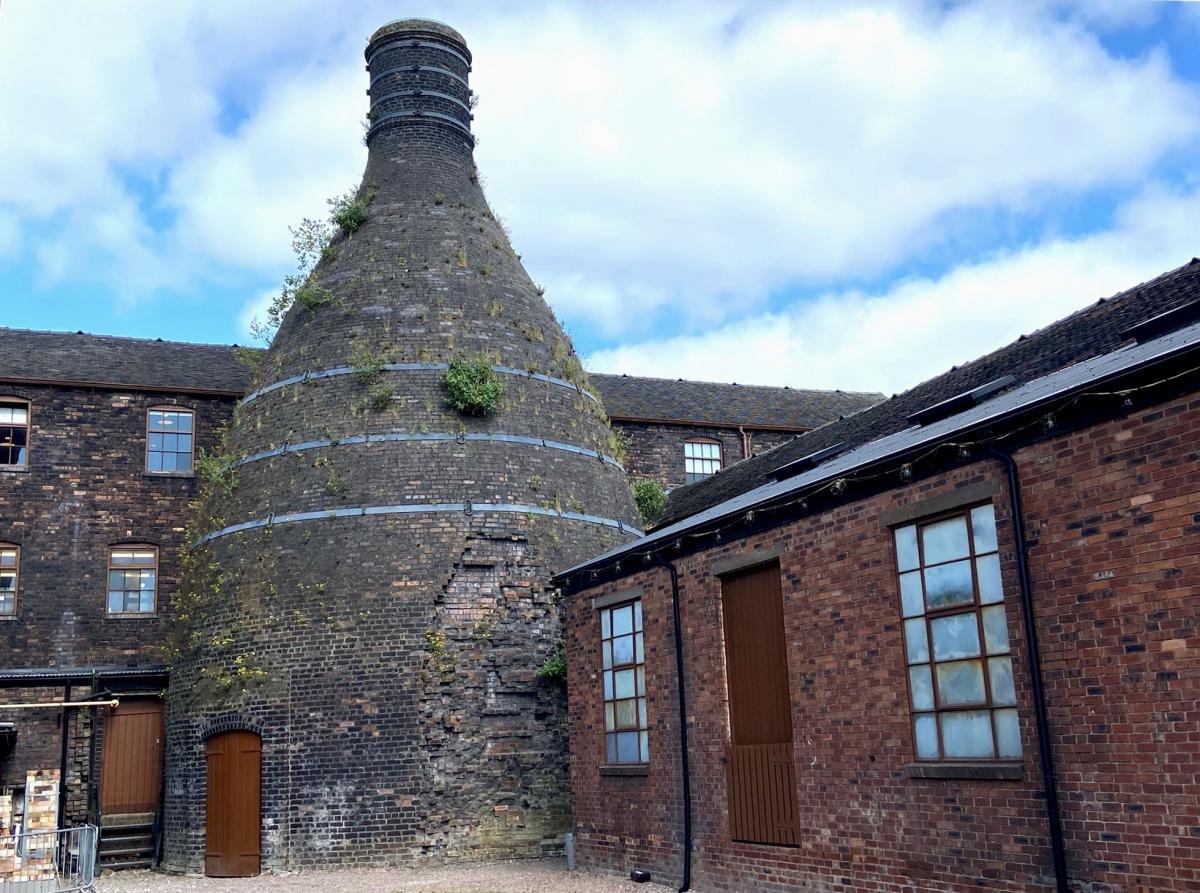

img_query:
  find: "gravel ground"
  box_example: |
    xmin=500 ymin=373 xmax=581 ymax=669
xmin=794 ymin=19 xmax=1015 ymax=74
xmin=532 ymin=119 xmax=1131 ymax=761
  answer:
xmin=97 ymin=858 xmax=674 ymax=893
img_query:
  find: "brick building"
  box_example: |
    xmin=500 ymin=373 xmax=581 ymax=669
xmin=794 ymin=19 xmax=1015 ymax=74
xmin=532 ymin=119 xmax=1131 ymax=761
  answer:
xmin=591 ymin=374 xmax=880 ymax=492
xmin=0 ymin=19 xmax=869 ymax=879
xmin=0 ymin=340 xmax=862 ymax=873
xmin=557 ymin=258 xmax=1200 ymax=892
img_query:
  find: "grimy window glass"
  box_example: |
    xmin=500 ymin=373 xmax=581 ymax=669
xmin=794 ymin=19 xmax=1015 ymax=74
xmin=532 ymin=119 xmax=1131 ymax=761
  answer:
xmin=0 ymin=400 xmax=30 ymax=467
xmin=894 ymin=503 xmax=1021 ymax=761
xmin=684 ymin=440 xmax=721 ymax=484
xmin=0 ymin=544 xmax=17 ymax=616
xmin=108 ymin=547 xmax=158 ymax=615
xmin=599 ymin=599 xmax=648 ymax=764
xmin=147 ymin=409 xmax=194 ymax=473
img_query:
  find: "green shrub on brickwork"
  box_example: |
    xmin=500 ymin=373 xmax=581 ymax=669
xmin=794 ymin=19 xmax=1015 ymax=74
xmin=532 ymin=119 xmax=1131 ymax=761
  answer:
xmin=632 ymin=478 xmax=667 ymax=526
xmin=536 ymin=643 xmax=567 ymax=684
xmin=444 ymin=353 xmax=504 ymax=416
xmin=330 ymin=187 xmax=374 ymax=236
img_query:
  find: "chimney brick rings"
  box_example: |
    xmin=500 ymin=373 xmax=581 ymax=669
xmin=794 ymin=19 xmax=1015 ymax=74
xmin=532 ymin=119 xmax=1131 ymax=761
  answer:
xmin=365 ymin=21 xmax=473 ymax=147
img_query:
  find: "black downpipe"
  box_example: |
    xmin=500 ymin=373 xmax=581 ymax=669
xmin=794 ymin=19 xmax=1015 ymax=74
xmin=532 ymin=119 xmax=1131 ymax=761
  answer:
xmin=656 ymin=557 xmax=692 ymax=893
xmin=986 ymin=445 xmax=1069 ymax=893
xmin=57 ymin=682 xmax=71 ymax=826
xmin=87 ymin=672 xmax=101 ymax=824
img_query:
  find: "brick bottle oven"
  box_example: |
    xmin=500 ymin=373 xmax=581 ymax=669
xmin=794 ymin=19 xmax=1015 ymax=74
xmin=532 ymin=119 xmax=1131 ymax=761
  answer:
xmin=162 ymin=19 xmax=639 ymax=874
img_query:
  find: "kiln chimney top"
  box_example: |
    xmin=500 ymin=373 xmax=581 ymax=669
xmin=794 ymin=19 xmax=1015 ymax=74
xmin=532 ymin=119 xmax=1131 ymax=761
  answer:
xmin=364 ymin=18 xmax=474 ymax=153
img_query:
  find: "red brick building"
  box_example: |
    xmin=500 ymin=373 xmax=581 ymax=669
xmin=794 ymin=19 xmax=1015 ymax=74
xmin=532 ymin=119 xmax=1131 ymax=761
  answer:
xmin=556 ymin=259 xmax=1200 ymax=892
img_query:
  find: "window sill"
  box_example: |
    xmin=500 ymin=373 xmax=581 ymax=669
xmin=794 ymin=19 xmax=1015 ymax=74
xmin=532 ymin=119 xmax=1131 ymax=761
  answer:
xmin=143 ymin=471 xmax=195 ymax=479
xmin=600 ymin=764 xmax=649 ymax=777
xmin=106 ymin=613 xmax=159 ymax=620
xmin=0 ymin=465 xmax=29 ymax=473
xmin=906 ymin=761 xmax=1023 ymax=781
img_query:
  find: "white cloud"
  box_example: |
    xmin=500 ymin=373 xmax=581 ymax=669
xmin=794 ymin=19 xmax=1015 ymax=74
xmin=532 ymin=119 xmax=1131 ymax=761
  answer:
xmin=585 ymin=185 xmax=1200 ymax=393
xmin=238 ymin=288 xmax=284 ymax=343
xmin=476 ymin=1 xmax=1199 ymax=333
xmin=0 ymin=0 xmax=1196 ymax=342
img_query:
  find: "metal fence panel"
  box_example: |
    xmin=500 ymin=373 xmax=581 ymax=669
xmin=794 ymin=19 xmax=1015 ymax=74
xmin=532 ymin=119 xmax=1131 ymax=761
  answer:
xmin=0 ymin=825 xmax=97 ymax=892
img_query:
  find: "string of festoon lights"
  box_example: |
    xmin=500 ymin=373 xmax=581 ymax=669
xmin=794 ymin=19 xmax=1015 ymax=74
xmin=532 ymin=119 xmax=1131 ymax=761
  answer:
xmin=567 ymin=356 xmax=1200 ymax=588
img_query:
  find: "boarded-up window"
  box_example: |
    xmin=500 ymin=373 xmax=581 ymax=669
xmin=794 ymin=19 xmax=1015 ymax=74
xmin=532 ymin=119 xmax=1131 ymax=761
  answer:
xmin=721 ymin=561 xmax=799 ymax=846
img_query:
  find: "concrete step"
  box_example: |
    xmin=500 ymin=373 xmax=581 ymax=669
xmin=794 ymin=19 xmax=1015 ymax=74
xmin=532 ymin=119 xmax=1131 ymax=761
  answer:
xmin=100 ymin=857 xmax=153 ymax=871
xmin=100 ymin=812 xmax=154 ymax=829
xmin=98 ymin=814 xmax=157 ymax=871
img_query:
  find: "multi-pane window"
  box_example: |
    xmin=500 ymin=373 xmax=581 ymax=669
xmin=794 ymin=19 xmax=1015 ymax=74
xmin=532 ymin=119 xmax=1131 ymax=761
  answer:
xmin=0 ymin=545 xmax=17 ymax=616
xmin=107 ymin=547 xmax=157 ymax=615
xmin=684 ymin=440 xmax=721 ymax=484
xmin=147 ymin=409 xmax=194 ymax=473
xmin=894 ymin=503 xmax=1021 ymax=761
xmin=0 ymin=400 xmax=30 ymax=467
xmin=600 ymin=599 xmax=649 ymax=764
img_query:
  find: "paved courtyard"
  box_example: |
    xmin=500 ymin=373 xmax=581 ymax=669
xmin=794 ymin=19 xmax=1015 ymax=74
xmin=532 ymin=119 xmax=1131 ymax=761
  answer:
xmin=97 ymin=858 xmax=674 ymax=893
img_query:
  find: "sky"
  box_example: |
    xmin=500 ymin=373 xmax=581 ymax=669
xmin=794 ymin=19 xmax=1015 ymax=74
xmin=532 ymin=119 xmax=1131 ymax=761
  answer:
xmin=0 ymin=0 xmax=1198 ymax=394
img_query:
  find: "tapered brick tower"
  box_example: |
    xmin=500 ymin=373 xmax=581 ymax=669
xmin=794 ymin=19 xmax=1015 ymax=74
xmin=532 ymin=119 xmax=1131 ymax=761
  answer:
xmin=163 ymin=19 xmax=638 ymax=873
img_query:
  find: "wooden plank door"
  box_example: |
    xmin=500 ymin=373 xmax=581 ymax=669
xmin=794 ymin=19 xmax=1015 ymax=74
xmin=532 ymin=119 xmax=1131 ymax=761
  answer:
xmin=205 ymin=730 xmax=261 ymax=877
xmin=721 ymin=561 xmax=800 ymax=846
xmin=99 ymin=699 xmax=164 ymax=815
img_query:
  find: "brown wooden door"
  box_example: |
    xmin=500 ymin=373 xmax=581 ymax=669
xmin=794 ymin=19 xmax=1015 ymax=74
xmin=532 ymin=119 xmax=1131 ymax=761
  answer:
xmin=205 ymin=730 xmax=261 ymax=877
xmin=721 ymin=562 xmax=800 ymax=846
xmin=99 ymin=699 xmax=164 ymax=815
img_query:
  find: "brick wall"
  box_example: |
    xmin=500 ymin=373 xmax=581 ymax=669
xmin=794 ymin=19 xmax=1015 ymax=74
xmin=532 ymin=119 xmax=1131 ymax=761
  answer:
xmin=615 ymin=421 xmax=799 ymax=490
xmin=0 ymin=382 xmax=236 ymax=814
xmin=566 ymin=388 xmax=1200 ymax=892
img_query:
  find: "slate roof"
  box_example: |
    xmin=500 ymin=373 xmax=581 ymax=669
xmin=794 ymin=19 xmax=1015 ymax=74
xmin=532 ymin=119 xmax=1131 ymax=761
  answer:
xmin=0 ymin=329 xmax=882 ymax=435
xmin=558 ymin=310 xmax=1200 ymax=583
xmin=589 ymin=373 xmax=882 ymax=429
xmin=660 ymin=257 xmax=1200 ymax=526
xmin=0 ymin=328 xmax=252 ymax=394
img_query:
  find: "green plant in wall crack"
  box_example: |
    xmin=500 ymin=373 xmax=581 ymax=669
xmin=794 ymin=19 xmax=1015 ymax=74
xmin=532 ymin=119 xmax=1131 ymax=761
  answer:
xmin=444 ymin=353 xmax=505 ymax=416
xmin=632 ymin=478 xmax=667 ymax=526
xmin=350 ymin=340 xmax=387 ymax=382
xmin=536 ymin=642 xmax=568 ymax=685
xmin=323 ymin=466 xmax=347 ymax=498
xmin=425 ymin=629 xmax=455 ymax=679
xmin=349 ymin=340 xmax=395 ymax=413
xmin=330 ymin=185 xmax=376 ymax=236
xmin=196 ymin=449 xmax=240 ymax=498
xmin=357 ymin=382 xmax=395 ymax=413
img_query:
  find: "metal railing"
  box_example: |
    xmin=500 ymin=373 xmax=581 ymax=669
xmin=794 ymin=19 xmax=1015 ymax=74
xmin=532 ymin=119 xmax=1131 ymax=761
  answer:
xmin=0 ymin=825 xmax=97 ymax=892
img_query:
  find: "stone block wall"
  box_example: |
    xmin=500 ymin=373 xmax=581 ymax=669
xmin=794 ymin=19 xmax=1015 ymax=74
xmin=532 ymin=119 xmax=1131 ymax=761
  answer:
xmin=566 ymin=387 xmax=1200 ymax=892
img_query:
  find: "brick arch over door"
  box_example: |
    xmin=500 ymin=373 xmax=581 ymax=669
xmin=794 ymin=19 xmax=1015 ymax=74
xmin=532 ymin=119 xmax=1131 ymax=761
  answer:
xmin=200 ymin=713 xmax=265 ymax=741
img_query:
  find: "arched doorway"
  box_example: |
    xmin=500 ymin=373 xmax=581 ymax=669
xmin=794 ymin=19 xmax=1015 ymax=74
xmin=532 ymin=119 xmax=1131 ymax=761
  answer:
xmin=205 ymin=730 xmax=261 ymax=877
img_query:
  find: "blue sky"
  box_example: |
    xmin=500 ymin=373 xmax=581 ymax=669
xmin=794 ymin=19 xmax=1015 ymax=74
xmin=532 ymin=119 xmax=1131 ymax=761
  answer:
xmin=1 ymin=0 xmax=1198 ymax=392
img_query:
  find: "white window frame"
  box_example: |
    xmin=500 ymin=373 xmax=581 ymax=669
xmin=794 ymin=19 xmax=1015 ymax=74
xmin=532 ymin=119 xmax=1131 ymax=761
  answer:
xmin=684 ymin=439 xmax=722 ymax=484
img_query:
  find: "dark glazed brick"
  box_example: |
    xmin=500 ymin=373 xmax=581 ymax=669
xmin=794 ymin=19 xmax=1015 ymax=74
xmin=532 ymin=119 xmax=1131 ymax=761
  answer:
xmin=162 ymin=19 xmax=639 ymax=873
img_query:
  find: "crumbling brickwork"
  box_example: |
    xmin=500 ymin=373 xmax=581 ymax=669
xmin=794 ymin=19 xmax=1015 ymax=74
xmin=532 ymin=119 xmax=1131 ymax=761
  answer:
xmin=566 ymin=388 xmax=1200 ymax=892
